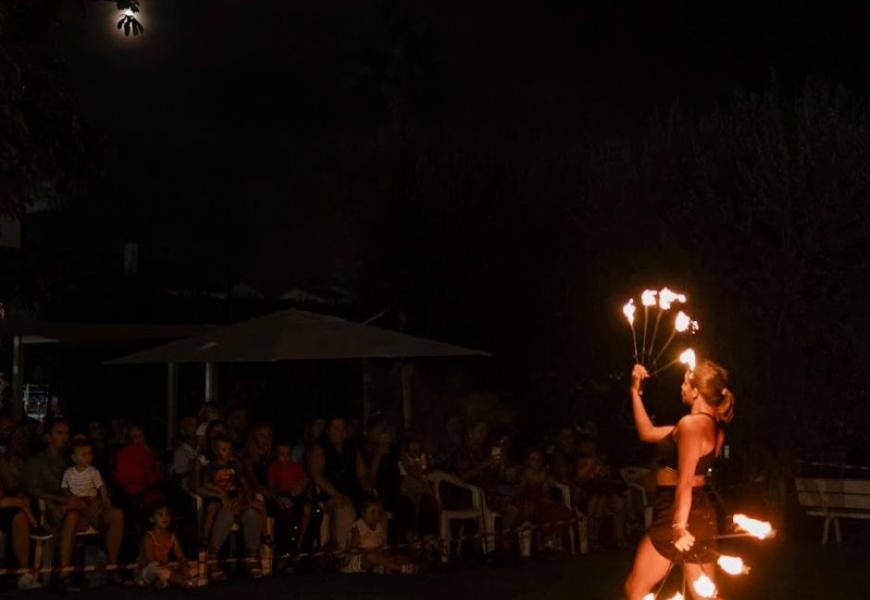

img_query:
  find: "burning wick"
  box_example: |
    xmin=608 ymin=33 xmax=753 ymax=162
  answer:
xmin=623 ymin=299 xmax=639 ymax=363
xmin=733 ymin=514 xmax=773 ymax=539
xmin=692 ymin=574 xmax=717 ymax=598
xmin=647 ymin=287 xmax=687 ymax=363
xmin=653 ymin=311 xmax=698 ymax=363
xmin=718 ymin=554 xmax=750 ymax=575
xmin=640 ymin=289 xmax=657 ymax=359
xmin=679 ymin=348 xmax=696 ymax=372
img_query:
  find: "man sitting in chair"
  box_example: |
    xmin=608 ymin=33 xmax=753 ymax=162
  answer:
xmin=23 ymin=419 xmax=125 ymax=591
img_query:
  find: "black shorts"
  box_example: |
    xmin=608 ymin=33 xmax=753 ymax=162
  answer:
xmin=0 ymin=507 xmax=21 ymax=534
xmin=648 ymin=486 xmax=718 ymax=563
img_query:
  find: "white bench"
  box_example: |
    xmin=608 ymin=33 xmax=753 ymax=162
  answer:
xmin=795 ymin=477 xmax=870 ymax=544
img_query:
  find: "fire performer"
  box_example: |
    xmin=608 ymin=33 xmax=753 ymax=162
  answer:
xmin=624 ymin=360 xmax=735 ymax=600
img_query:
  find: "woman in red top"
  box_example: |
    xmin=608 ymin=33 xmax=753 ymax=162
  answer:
xmin=113 ymin=426 xmax=164 ymax=512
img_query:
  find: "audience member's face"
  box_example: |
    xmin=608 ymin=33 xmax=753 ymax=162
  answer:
xmin=276 ymin=445 xmax=292 ymax=464
xmin=0 ymin=416 xmax=15 ymax=443
xmin=179 ymin=417 xmax=198 ymax=440
xmin=214 ymin=440 xmax=233 ymax=463
xmin=151 ymin=506 xmax=172 ymax=530
xmin=87 ymin=421 xmax=105 ymax=442
xmin=208 ymin=424 xmax=228 ymax=443
xmin=72 ymin=445 xmax=93 ymax=468
xmin=361 ymin=503 xmax=383 ymax=528
xmin=128 ymin=427 xmax=146 ymax=446
xmin=327 ymin=419 xmax=347 ymax=446
xmin=526 ymin=451 xmax=544 ymax=470
xmin=48 ymin=422 xmax=70 ymax=451
xmin=310 ymin=419 xmax=325 ymax=439
xmin=468 ymin=423 xmax=488 ymax=449
xmin=253 ymin=425 xmax=273 ymax=449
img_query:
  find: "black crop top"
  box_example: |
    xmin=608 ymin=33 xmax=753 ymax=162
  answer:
xmin=656 ymin=413 xmax=719 ymax=475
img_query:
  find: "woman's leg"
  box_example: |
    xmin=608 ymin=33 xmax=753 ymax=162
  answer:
xmin=10 ymin=510 xmax=30 ymax=568
xmin=682 ymin=562 xmax=717 ymax=600
xmin=201 ymin=501 xmax=220 ymax=543
xmin=624 ymin=536 xmax=672 ymax=600
xmin=331 ymin=502 xmax=356 ymax=552
xmin=239 ymin=507 xmax=263 ymax=559
xmin=296 ymin=503 xmax=312 ymax=551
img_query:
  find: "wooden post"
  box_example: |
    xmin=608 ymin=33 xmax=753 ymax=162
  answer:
xmin=167 ymin=362 xmax=178 ymax=450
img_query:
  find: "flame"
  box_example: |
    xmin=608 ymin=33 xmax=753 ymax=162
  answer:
xmin=718 ymin=554 xmax=749 ymax=575
xmin=733 ymin=514 xmax=773 ymax=539
xmin=658 ymin=287 xmax=687 ymax=310
xmin=623 ymin=299 xmax=636 ymax=325
xmin=641 ymin=289 xmax=658 ymax=307
xmin=674 ymin=311 xmax=690 ymax=332
xmin=642 ymin=595 xmax=655 ymax=600
xmin=679 ymin=348 xmax=696 ymax=371
xmin=692 ymin=574 xmax=717 ymax=598
xmin=666 ymin=593 xmax=684 ymax=600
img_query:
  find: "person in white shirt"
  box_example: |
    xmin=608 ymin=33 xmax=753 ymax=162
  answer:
xmin=62 ymin=440 xmax=108 ymax=504
xmin=172 ymin=417 xmax=199 ymax=478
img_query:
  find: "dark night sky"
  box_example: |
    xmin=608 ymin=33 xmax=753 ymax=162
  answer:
xmin=54 ymin=0 xmax=870 ymax=295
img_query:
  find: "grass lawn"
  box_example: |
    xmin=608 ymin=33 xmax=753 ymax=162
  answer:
xmin=2 ymin=542 xmax=866 ymax=599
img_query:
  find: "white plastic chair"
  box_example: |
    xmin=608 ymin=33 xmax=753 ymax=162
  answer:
xmin=551 ymin=482 xmax=579 ymax=554
xmin=620 ymin=467 xmax=653 ymax=530
xmin=426 ymin=471 xmax=487 ymax=562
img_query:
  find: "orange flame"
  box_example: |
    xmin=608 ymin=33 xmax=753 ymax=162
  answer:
xmin=623 ymin=299 xmax=636 ymax=325
xmin=674 ymin=311 xmax=691 ymax=332
xmin=642 ymin=595 xmax=655 ymax=600
xmin=679 ymin=348 xmax=696 ymax=371
xmin=658 ymin=287 xmax=687 ymax=310
xmin=666 ymin=593 xmax=684 ymax=600
xmin=718 ymin=554 xmax=749 ymax=575
xmin=641 ymin=289 xmax=658 ymax=307
xmin=733 ymin=514 xmax=773 ymax=539
xmin=692 ymin=574 xmax=716 ymax=598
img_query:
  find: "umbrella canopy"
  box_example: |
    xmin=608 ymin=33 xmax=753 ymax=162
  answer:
xmin=105 ymin=308 xmax=489 ymax=364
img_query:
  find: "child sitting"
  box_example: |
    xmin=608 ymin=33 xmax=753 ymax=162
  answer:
xmin=200 ymin=435 xmax=266 ymax=579
xmin=344 ymin=496 xmax=415 ymax=574
xmin=267 ymin=442 xmax=312 ymax=555
xmin=137 ymin=502 xmax=196 ymax=588
xmin=61 ymin=439 xmax=111 ymax=531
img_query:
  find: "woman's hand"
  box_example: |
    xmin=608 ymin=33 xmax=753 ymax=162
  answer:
xmin=672 ymin=526 xmax=695 ymax=553
xmin=630 ymin=364 xmax=649 ymax=391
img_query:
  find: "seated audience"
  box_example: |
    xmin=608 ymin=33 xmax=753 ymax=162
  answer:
xmin=572 ymin=436 xmax=627 ymax=549
xmin=113 ymin=425 xmax=165 ymax=517
xmin=518 ymin=448 xmax=573 ymax=550
xmin=549 ymin=426 xmax=578 ymax=484
xmin=198 ymin=435 xmax=264 ymax=579
xmin=24 ymin=419 xmax=124 ymax=591
xmin=267 ymin=441 xmax=312 ymax=557
xmin=292 ymin=418 xmax=325 ymax=464
xmin=308 ymin=416 xmax=363 ymax=551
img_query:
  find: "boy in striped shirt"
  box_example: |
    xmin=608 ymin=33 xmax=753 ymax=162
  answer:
xmin=61 ymin=439 xmax=110 ymax=524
